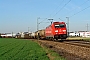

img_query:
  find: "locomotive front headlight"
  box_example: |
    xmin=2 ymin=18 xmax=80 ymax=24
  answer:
xmin=63 ymin=30 xmax=66 ymax=32
xmin=55 ymin=30 xmax=58 ymax=32
xmin=56 ymin=33 xmax=58 ymax=34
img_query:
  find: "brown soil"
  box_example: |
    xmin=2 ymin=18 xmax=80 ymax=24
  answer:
xmin=37 ymin=40 xmax=90 ymax=60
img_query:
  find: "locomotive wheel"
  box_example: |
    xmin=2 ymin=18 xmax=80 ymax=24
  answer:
xmin=56 ymin=38 xmax=58 ymax=40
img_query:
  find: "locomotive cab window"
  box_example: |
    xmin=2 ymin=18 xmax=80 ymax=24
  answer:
xmin=55 ymin=24 xmax=65 ymax=28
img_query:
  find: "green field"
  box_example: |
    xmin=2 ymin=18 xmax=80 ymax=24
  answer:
xmin=0 ymin=38 xmax=49 ymax=60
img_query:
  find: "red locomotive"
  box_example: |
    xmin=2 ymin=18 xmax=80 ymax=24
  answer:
xmin=45 ymin=22 xmax=67 ymax=40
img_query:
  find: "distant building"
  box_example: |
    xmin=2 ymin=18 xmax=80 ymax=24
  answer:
xmin=79 ymin=32 xmax=90 ymax=37
xmin=1 ymin=33 xmax=16 ymax=38
xmin=69 ymin=31 xmax=90 ymax=37
xmin=69 ymin=32 xmax=80 ymax=37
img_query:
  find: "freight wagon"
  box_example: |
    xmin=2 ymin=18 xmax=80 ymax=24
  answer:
xmin=15 ymin=32 xmax=31 ymax=39
xmin=35 ymin=29 xmax=46 ymax=39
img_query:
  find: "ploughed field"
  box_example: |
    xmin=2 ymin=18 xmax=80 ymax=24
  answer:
xmin=0 ymin=38 xmax=49 ymax=60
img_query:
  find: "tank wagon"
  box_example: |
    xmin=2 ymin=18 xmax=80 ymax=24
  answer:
xmin=35 ymin=29 xmax=46 ymax=39
xmin=30 ymin=32 xmax=35 ymax=39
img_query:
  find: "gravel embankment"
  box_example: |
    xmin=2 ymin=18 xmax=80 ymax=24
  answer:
xmin=38 ymin=40 xmax=90 ymax=60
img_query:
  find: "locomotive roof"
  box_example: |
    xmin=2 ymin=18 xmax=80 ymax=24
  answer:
xmin=46 ymin=22 xmax=66 ymax=28
xmin=53 ymin=22 xmax=65 ymax=24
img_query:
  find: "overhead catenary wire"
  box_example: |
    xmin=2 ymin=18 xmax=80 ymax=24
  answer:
xmin=38 ymin=18 xmax=47 ymax=24
xmin=65 ymin=0 xmax=90 ymax=16
xmin=52 ymin=0 xmax=71 ymax=17
xmin=80 ymin=0 xmax=90 ymax=5
xmin=38 ymin=0 xmax=71 ymax=23
xmin=39 ymin=0 xmax=90 ymax=22
xmin=49 ymin=0 xmax=64 ymax=17
xmin=39 ymin=0 xmax=65 ymax=23
xmin=69 ymin=5 xmax=90 ymax=17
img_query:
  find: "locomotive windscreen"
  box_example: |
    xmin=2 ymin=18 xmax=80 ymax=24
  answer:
xmin=55 ymin=24 xmax=65 ymax=28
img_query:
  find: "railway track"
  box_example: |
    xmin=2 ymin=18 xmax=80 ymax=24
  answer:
xmin=37 ymin=39 xmax=90 ymax=60
xmin=38 ymin=39 xmax=90 ymax=48
xmin=62 ymin=40 xmax=90 ymax=48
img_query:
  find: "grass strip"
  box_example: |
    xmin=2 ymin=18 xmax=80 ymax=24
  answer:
xmin=37 ymin=41 xmax=66 ymax=60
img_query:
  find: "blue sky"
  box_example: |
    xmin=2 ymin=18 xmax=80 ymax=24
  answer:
xmin=0 ymin=0 xmax=90 ymax=33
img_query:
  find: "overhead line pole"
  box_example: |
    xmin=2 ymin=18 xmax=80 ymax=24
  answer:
xmin=28 ymin=27 xmax=30 ymax=33
xmin=86 ymin=23 xmax=89 ymax=32
xmin=48 ymin=19 xmax=53 ymax=24
xmin=37 ymin=17 xmax=40 ymax=40
xmin=66 ymin=17 xmax=69 ymax=37
xmin=37 ymin=17 xmax=49 ymax=40
xmin=12 ymin=32 xmax=13 ymax=38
